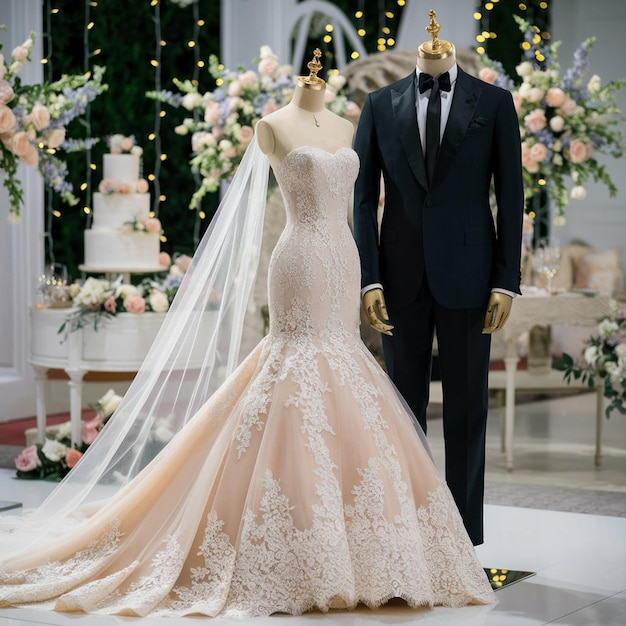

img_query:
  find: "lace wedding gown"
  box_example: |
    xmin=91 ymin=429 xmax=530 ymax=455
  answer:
xmin=0 ymin=146 xmax=495 ymax=617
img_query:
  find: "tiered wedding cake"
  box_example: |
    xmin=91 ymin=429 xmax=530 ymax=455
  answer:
xmin=83 ymin=135 xmax=163 ymax=271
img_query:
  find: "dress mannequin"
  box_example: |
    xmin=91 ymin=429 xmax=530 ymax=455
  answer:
xmin=257 ymin=49 xmax=354 ymax=167
xmin=363 ymin=12 xmax=512 ymax=336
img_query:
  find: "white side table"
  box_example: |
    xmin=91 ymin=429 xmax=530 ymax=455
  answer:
xmin=29 ymin=308 xmax=166 ymax=446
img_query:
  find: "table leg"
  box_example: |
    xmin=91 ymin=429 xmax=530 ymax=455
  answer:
xmin=32 ymin=365 xmax=49 ymax=444
xmin=66 ymin=369 xmax=86 ymax=447
xmin=595 ymin=385 xmax=603 ymax=467
xmin=504 ymin=338 xmax=519 ymax=472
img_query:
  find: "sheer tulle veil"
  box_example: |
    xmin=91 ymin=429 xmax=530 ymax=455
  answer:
xmin=0 ymin=138 xmax=270 ymax=556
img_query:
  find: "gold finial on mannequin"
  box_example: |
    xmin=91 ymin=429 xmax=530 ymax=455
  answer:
xmin=418 ymin=9 xmax=453 ymax=60
xmin=298 ymin=48 xmax=326 ymax=90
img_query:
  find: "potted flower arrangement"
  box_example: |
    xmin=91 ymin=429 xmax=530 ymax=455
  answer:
xmin=479 ymin=17 xmax=625 ymax=225
xmin=148 ymin=45 xmax=359 ymax=209
xmin=554 ymin=301 xmax=626 ymax=417
xmin=0 ymin=28 xmax=108 ymax=223
xmin=14 ymin=388 xmax=123 ymax=480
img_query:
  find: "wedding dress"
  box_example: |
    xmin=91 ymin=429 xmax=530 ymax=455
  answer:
xmin=0 ymin=146 xmax=495 ymax=617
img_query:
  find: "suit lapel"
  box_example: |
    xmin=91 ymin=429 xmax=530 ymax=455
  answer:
xmin=433 ymin=66 xmax=481 ymax=187
xmin=391 ymin=73 xmax=429 ymax=191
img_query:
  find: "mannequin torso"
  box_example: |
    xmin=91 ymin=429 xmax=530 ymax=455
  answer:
xmin=256 ymin=81 xmax=354 ymax=170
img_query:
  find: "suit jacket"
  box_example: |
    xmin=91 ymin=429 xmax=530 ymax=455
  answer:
xmin=353 ymin=66 xmax=524 ymax=310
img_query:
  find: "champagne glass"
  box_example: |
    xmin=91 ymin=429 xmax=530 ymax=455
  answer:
xmin=532 ymin=239 xmax=561 ymax=294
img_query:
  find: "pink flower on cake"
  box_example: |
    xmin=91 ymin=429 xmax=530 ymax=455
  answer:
xmin=30 ymin=103 xmax=50 ymax=131
xmin=159 ymin=251 xmax=171 ymax=267
xmin=118 ymin=183 xmax=131 ymax=194
xmin=65 ymin=448 xmax=83 ymax=469
xmin=124 ymin=295 xmax=146 ymax=314
xmin=14 ymin=445 xmax=41 ymax=472
xmin=122 ymin=222 xmax=134 ymax=233
xmin=103 ymin=295 xmax=117 ymax=313
xmin=136 ymin=178 xmax=149 ymax=193
xmin=144 ymin=217 xmax=162 ymax=234
xmin=120 ymin=136 xmax=134 ymax=152
xmin=99 ymin=178 xmax=118 ymax=194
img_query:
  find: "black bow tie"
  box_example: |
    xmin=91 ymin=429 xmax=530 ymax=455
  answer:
xmin=418 ymin=71 xmax=452 ymax=94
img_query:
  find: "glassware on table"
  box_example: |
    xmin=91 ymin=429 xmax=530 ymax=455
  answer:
xmin=532 ymin=239 xmax=561 ymax=294
xmin=35 ymin=263 xmax=70 ymax=308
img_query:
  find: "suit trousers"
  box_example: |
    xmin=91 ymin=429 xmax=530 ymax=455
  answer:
xmin=381 ymin=277 xmax=491 ymax=545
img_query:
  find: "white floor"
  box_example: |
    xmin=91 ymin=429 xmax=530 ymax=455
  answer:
xmin=1 ymin=391 xmax=625 ymax=625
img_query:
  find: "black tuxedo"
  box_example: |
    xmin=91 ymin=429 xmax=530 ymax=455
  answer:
xmin=353 ymin=66 xmax=523 ymax=545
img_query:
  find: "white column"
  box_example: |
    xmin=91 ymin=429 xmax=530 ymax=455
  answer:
xmin=0 ymin=0 xmax=44 ymax=421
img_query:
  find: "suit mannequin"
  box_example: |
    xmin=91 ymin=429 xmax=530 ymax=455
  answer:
xmin=353 ymin=11 xmax=523 ymax=545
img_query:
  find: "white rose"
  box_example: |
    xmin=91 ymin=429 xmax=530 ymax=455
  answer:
xmin=518 ymin=82 xmax=532 ymax=99
xmin=584 ymin=346 xmax=599 ymax=365
xmin=42 ymin=438 xmax=67 ymax=462
xmin=174 ymin=124 xmax=188 ymax=136
xmin=549 ymin=115 xmax=564 ymax=132
xmin=168 ymin=264 xmax=183 ymax=277
xmin=131 ymin=146 xmax=143 ymax=157
xmin=149 ymin=289 xmax=169 ymax=313
xmin=55 ymin=421 xmax=72 ymax=441
xmin=101 ymin=392 xmax=123 ymax=418
xmin=528 ymin=87 xmax=544 ymax=103
xmin=328 ymin=74 xmax=346 ymax=90
xmin=598 ymin=319 xmax=619 ymax=339
xmin=570 ymin=185 xmax=587 ymax=200
xmin=615 ymin=343 xmax=626 ymax=363
xmin=587 ymin=74 xmax=601 ymax=93
xmin=182 ymin=92 xmax=203 ymax=111
xmin=516 ymin=61 xmax=533 ymax=78
xmin=115 ymin=284 xmax=140 ymax=300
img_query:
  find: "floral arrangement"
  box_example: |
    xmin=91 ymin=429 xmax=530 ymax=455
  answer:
xmin=57 ymin=252 xmax=192 ymax=337
xmin=554 ymin=301 xmax=626 ymax=417
xmin=14 ymin=389 xmax=123 ymax=480
xmin=148 ymin=45 xmax=360 ymax=209
xmin=479 ymin=17 xmax=625 ymax=224
xmin=123 ymin=214 xmax=162 ymax=234
xmin=108 ymin=133 xmax=141 ymax=155
xmin=0 ymin=28 xmax=107 ymax=223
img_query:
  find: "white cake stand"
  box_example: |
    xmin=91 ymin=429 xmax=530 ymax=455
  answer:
xmin=79 ymin=264 xmax=169 ymax=284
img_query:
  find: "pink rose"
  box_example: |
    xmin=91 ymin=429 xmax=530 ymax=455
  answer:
xmin=261 ymin=101 xmax=279 ymax=117
xmin=20 ymin=143 xmax=39 ymax=167
xmin=0 ymin=104 xmax=16 ymax=132
xmin=529 ymin=142 xmax=548 ymax=163
xmin=212 ymin=126 xmax=224 ymax=140
xmin=0 ymin=130 xmax=14 ymax=149
xmin=104 ymin=295 xmax=117 ymax=313
xmin=222 ymin=147 xmax=236 ymax=159
xmin=136 ymin=178 xmax=149 ymax=193
xmin=239 ymin=125 xmax=254 ymax=144
xmin=144 ymin=217 xmax=162 ymax=234
xmin=0 ymin=80 xmax=15 ymax=105
xmin=258 ymin=57 xmax=278 ymax=77
xmin=118 ymin=183 xmax=131 ymax=194
xmin=124 ymin=295 xmax=146 ymax=314
xmin=527 ymin=88 xmax=544 ymax=103
xmin=524 ymin=109 xmax=547 ymax=133
xmin=11 ymin=130 xmax=30 ymax=157
xmin=511 ymin=92 xmax=523 ymax=115
xmin=65 ymin=448 xmax=83 ymax=468
xmin=11 ymin=45 xmax=29 ymax=62
xmin=110 ymin=146 xmax=122 ymax=154
xmin=204 ymin=102 xmax=219 ymax=125
xmin=239 ymin=70 xmax=257 ymax=87
xmin=521 ymin=143 xmax=539 ymax=173
xmin=44 ymin=126 xmax=66 ymax=148
xmin=159 ymin=251 xmax=171 ymax=267
xmin=558 ymin=97 xmax=577 ymax=116
xmin=546 ymin=87 xmax=566 ymax=108
xmin=565 ymin=138 xmax=588 ymax=164
xmin=227 ymin=80 xmax=242 ymax=97
xmin=14 ymin=445 xmax=41 ymax=472
xmin=81 ymin=416 xmax=103 ymax=445
xmin=31 ymin=103 xmax=50 ymax=131
xmin=175 ymin=254 xmax=192 ymax=272
xmin=99 ymin=178 xmax=117 ymax=194
xmin=122 ymin=222 xmax=133 ymax=233
xmin=345 ymin=101 xmax=362 ymax=117
xmin=478 ymin=67 xmax=498 ymax=84
xmin=120 ymin=137 xmax=134 ymax=152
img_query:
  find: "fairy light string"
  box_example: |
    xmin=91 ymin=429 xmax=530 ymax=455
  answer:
xmin=150 ymin=0 xmax=164 ymax=221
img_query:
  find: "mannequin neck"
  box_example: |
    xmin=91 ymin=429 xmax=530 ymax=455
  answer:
xmin=416 ymin=47 xmax=456 ymax=77
xmin=290 ymin=81 xmax=326 ymax=112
